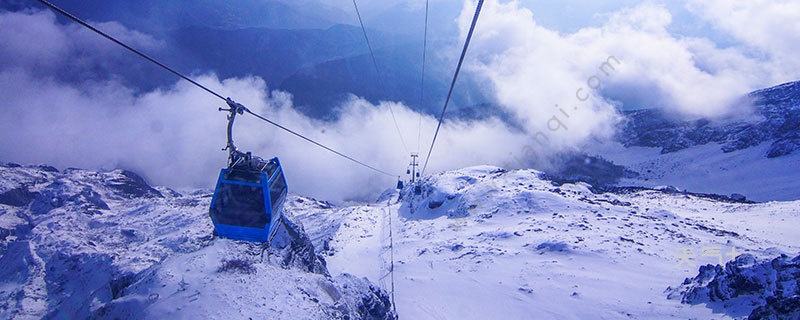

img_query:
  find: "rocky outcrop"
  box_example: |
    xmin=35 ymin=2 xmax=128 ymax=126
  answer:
xmin=545 ymin=153 xmax=639 ymax=187
xmin=767 ymin=131 xmax=800 ymax=158
xmin=270 ymin=209 xmax=329 ymax=275
xmin=667 ymin=253 xmax=800 ymax=319
xmin=749 ymin=296 xmax=800 ymax=320
xmin=103 ymin=170 xmax=163 ymax=199
xmin=331 ymin=274 xmax=396 ymax=320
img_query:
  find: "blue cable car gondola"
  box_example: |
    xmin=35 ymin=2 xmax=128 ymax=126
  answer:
xmin=209 ymin=99 xmax=288 ymax=242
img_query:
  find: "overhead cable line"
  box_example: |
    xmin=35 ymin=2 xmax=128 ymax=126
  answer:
xmin=417 ymin=0 xmax=429 ymax=153
xmin=35 ymin=0 xmax=225 ymax=101
xmin=421 ymin=0 xmax=484 ymax=175
xmin=243 ymin=109 xmax=396 ymax=177
xmin=36 ymin=0 xmax=397 ymax=178
xmin=351 ymin=0 xmax=410 ymax=154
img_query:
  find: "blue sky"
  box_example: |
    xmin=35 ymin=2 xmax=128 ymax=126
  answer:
xmin=519 ymin=0 xmax=736 ymax=46
xmin=348 ymin=0 xmax=739 ymax=44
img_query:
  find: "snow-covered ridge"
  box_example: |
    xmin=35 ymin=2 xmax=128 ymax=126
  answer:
xmin=0 ymin=163 xmax=395 ymax=319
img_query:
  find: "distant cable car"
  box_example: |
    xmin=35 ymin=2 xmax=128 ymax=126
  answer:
xmin=408 ymin=153 xmax=421 ymax=195
xmin=397 ymin=179 xmax=404 ymax=189
xmin=209 ymin=99 xmax=288 ymax=242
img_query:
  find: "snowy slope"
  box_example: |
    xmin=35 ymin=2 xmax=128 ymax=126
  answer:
xmin=0 ymin=163 xmax=394 ymax=319
xmin=586 ymin=140 xmax=800 ymax=202
xmin=591 ymin=80 xmax=800 ymax=202
xmin=303 ymin=166 xmax=800 ymax=319
xmin=3 ymin=162 xmax=797 ymax=319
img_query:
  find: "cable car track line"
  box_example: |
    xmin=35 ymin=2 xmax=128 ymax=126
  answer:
xmin=417 ymin=0 xmax=429 ymax=154
xmin=36 ymin=0 xmax=397 ymax=178
xmin=34 ymin=0 xmax=225 ymax=101
xmin=383 ymin=198 xmax=398 ymax=317
xmin=244 ymin=109 xmax=396 ymax=177
xmin=351 ymin=0 xmax=410 ymax=155
xmin=421 ymin=0 xmax=484 ymax=175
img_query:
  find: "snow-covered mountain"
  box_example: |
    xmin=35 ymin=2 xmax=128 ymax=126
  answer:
xmin=294 ymin=166 xmax=799 ymax=319
xmin=0 ymin=163 xmax=395 ymax=319
xmin=578 ymin=81 xmax=800 ymax=202
xmin=616 ymin=81 xmax=800 ymax=158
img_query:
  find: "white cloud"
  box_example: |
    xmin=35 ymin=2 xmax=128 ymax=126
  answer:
xmin=0 ymin=9 xmax=163 ymax=77
xmin=0 ymin=66 xmax=529 ymax=202
xmin=687 ymin=0 xmax=800 ymax=67
xmin=0 ymin=10 xmax=69 ymax=70
xmin=461 ymin=0 xmax=800 ymax=123
xmin=457 ymin=0 xmax=621 ymax=153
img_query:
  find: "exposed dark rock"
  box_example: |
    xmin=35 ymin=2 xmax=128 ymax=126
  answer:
xmin=533 ymin=241 xmax=571 ymax=253
xmin=427 ymin=199 xmax=444 ymax=209
xmin=217 ymin=258 xmax=257 ymax=274
xmin=545 ymin=153 xmax=639 ymax=187
xmin=109 ymin=273 xmax=137 ymax=299
xmin=749 ymin=296 xmax=800 ymax=320
xmin=668 ymin=254 xmax=800 ymax=319
xmin=269 ymin=210 xmax=328 ymax=275
xmin=120 ymin=229 xmax=136 ymax=238
xmin=731 ymin=193 xmax=747 ymax=202
xmin=0 ymin=186 xmax=39 ymax=207
xmin=77 ymin=186 xmax=110 ymax=211
xmin=767 ymin=131 xmax=800 ymax=158
xmin=31 ymin=165 xmax=59 ymax=173
xmin=595 ymin=185 xmax=756 ymax=204
xmin=105 ymin=170 xmax=163 ymax=199
xmin=30 ymin=182 xmax=67 ymax=215
xmin=331 ymin=274 xmax=396 ymax=320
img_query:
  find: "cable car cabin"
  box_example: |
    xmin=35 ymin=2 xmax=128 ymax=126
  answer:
xmin=209 ymin=157 xmax=287 ymax=242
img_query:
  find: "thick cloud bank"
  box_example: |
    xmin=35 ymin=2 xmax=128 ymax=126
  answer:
xmin=0 ymin=10 xmax=529 ymax=202
xmin=0 ymin=66 xmax=528 ymax=201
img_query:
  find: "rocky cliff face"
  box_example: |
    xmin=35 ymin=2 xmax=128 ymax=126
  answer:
xmin=0 ymin=163 xmax=395 ymax=319
xmin=616 ymin=81 xmax=800 ymax=158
